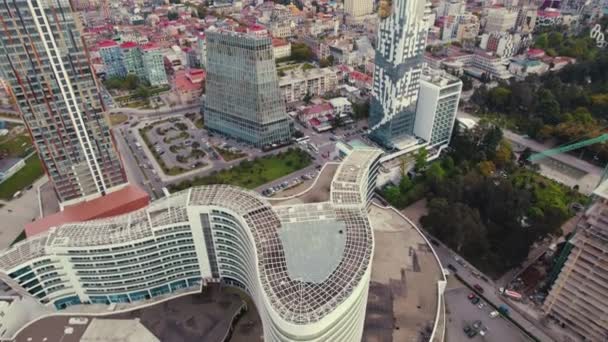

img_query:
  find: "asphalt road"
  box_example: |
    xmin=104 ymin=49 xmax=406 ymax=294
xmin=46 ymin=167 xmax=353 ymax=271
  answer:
xmin=445 ymin=286 xmax=530 ymax=342
xmin=429 ymin=237 xmax=558 ymax=342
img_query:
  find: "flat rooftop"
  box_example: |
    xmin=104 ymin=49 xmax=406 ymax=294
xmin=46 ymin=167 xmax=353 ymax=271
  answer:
xmin=12 ymin=285 xmax=260 ymax=342
xmin=363 ymin=203 xmax=444 ymax=342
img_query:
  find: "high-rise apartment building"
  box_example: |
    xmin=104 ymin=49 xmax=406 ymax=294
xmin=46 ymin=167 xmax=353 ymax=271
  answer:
xmin=344 ymin=0 xmax=374 ymax=17
xmin=542 ymin=182 xmax=608 ymax=341
xmin=98 ymin=40 xmax=126 ymax=78
xmin=204 ymin=30 xmax=292 ymax=146
xmin=141 ymin=43 xmax=168 ymax=86
xmin=0 ymin=0 xmax=127 ymax=206
xmin=121 ymin=42 xmax=145 ymax=78
xmin=484 ymin=7 xmax=518 ymax=32
xmin=369 ymin=0 xmax=431 ymax=148
xmin=414 ymin=70 xmax=462 ymax=147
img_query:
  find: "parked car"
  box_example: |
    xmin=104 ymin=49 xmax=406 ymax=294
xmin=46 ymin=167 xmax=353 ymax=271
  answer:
xmin=474 ymin=284 xmax=484 ymax=293
xmin=447 ymin=264 xmax=458 ymax=272
xmin=479 ymin=326 xmax=488 ymax=336
xmin=471 ymin=297 xmax=480 ymax=305
xmin=478 ymin=302 xmax=486 ymax=309
xmin=472 ymin=320 xmax=482 ymax=330
xmin=489 ymin=311 xmax=499 ymax=318
xmin=467 ymin=293 xmax=476 ymax=300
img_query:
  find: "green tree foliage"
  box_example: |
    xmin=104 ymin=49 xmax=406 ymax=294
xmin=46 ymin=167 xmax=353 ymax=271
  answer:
xmin=167 ymin=11 xmax=178 ymax=20
xmin=460 ymin=75 xmax=473 ymax=91
xmin=381 ymin=124 xmax=582 ymax=274
xmin=352 ymin=101 xmax=370 ymax=119
xmin=291 ymin=43 xmax=313 ymax=62
xmin=470 ymin=48 xmax=608 ymax=164
xmin=104 ymin=74 xmax=140 ymax=91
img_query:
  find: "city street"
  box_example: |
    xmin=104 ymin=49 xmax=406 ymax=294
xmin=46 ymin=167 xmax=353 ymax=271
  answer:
xmin=445 ymin=285 xmax=531 ymax=342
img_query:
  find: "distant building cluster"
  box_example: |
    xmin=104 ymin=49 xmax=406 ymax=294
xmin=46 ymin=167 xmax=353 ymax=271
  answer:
xmin=98 ymin=40 xmax=168 ymax=86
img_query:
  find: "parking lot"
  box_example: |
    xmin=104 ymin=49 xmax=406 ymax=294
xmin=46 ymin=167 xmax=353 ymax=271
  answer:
xmin=140 ymin=117 xmax=211 ymax=174
xmin=445 ymin=284 xmax=531 ymax=342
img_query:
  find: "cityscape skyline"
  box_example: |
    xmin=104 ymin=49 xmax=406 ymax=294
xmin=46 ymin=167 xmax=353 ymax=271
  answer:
xmin=0 ymin=0 xmax=605 ymax=340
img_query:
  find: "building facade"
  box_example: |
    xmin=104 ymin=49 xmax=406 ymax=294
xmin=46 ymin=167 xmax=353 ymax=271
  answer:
xmin=344 ymin=0 xmax=373 ymax=17
xmin=369 ymin=0 xmax=431 ymax=148
xmin=414 ymin=70 xmax=462 ymax=147
xmin=204 ymin=30 xmax=292 ymax=146
xmin=98 ymin=40 xmax=126 ymax=78
xmin=484 ymin=8 xmax=518 ymax=32
xmin=141 ymin=44 xmax=168 ymax=86
xmin=0 ymin=0 xmax=127 ymax=206
xmin=0 ymin=149 xmax=383 ymax=342
xmin=279 ymin=68 xmax=339 ymax=103
xmin=120 ymin=42 xmax=145 ymax=79
xmin=542 ymin=183 xmax=608 ymax=341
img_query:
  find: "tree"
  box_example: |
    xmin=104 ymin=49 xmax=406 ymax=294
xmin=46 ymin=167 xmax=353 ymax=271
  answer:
xmin=487 ymin=87 xmax=511 ymax=111
xmin=477 ymin=160 xmax=496 ymax=177
xmin=303 ymin=92 xmax=312 ymax=104
xmin=414 ymin=148 xmax=428 ymax=173
xmin=518 ymin=147 xmax=533 ymax=166
xmin=493 ymin=141 xmax=513 ymax=169
xmin=167 ymin=11 xmax=178 ymax=20
xmin=460 ymin=75 xmax=473 ymax=91
xmin=319 ymin=55 xmax=334 ymax=67
xmin=352 ymin=101 xmax=370 ymax=119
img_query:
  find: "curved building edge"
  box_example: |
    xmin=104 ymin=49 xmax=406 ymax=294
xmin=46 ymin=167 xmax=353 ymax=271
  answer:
xmin=0 ymin=148 xmax=383 ymax=342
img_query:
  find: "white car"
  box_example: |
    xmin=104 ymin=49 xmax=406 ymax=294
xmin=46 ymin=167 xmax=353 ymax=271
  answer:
xmin=489 ymin=310 xmax=499 ymax=318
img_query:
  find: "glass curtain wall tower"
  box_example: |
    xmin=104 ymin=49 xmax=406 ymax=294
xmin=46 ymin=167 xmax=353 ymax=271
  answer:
xmin=0 ymin=0 xmax=127 ymax=206
xmin=369 ymin=0 xmax=431 ymax=148
xmin=204 ymin=30 xmax=292 ymax=147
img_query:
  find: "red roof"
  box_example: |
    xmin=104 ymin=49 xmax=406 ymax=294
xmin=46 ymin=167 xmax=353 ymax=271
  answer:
xmin=248 ymin=23 xmax=266 ymax=31
xmin=309 ymin=118 xmax=321 ymax=126
xmin=120 ymin=41 xmax=138 ymax=49
xmin=98 ymin=40 xmax=118 ymax=48
xmin=349 ymin=70 xmax=372 ymax=83
xmin=25 ymin=184 xmax=150 ymax=237
xmin=303 ymin=103 xmax=333 ymax=116
xmin=174 ymin=70 xmax=204 ymax=92
xmin=141 ymin=42 xmax=159 ymax=51
xmin=538 ymin=9 xmax=560 ymax=17
xmin=272 ymin=38 xmax=288 ymax=47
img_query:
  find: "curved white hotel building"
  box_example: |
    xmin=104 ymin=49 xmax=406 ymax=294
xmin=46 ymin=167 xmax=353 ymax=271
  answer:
xmin=0 ymin=149 xmax=382 ymax=342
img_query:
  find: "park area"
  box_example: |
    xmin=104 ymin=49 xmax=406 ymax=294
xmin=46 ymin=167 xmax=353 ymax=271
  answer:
xmin=170 ymin=148 xmax=312 ymax=191
xmin=0 ymin=154 xmax=43 ymax=199
xmin=0 ymin=126 xmax=43 ymax=200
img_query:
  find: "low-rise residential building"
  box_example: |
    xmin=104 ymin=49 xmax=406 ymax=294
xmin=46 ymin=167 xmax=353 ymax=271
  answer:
xmin=508 ymin=58 xmax=550 ymax=76
xmin=272 ymin=38 xmax=291 ymax=59
xmin=0 ymin=158 xmax=25 ymax=182
xmin=329 ymin=97 xmax=352 ymax=115
xmin=279 ymin=67 xmax=338 ymax=103
xmin=270 ymin=21 xmax=293 ymax=38
xmin=173 ymin=69 xmax=206 ymax=104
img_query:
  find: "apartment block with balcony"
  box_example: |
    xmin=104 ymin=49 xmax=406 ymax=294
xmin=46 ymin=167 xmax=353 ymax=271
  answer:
xmin=542 ymin=182 xmax=608 ymax=341
xmin=279 ymin=68 xmax=338 ymax=103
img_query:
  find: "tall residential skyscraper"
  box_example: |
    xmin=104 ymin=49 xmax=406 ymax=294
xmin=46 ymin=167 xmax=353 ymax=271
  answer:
xmin=344 ymin=0 xmax=373 ymax=17
xmin=542 ymin=183 xmax=608 ymax=341
xmin=0 ymin=0 xmax=127 ymax=206
xmin=204 ymin=30 xmax=292 ymax=146
xmin=369 ymin=0 xmax=431 ymax=148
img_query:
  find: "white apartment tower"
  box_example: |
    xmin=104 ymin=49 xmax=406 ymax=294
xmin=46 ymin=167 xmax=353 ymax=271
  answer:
xmin=344 ymin=0 xmax=374 ymax=17
xmin=414 ymin=70 xmax=462 ymax=147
